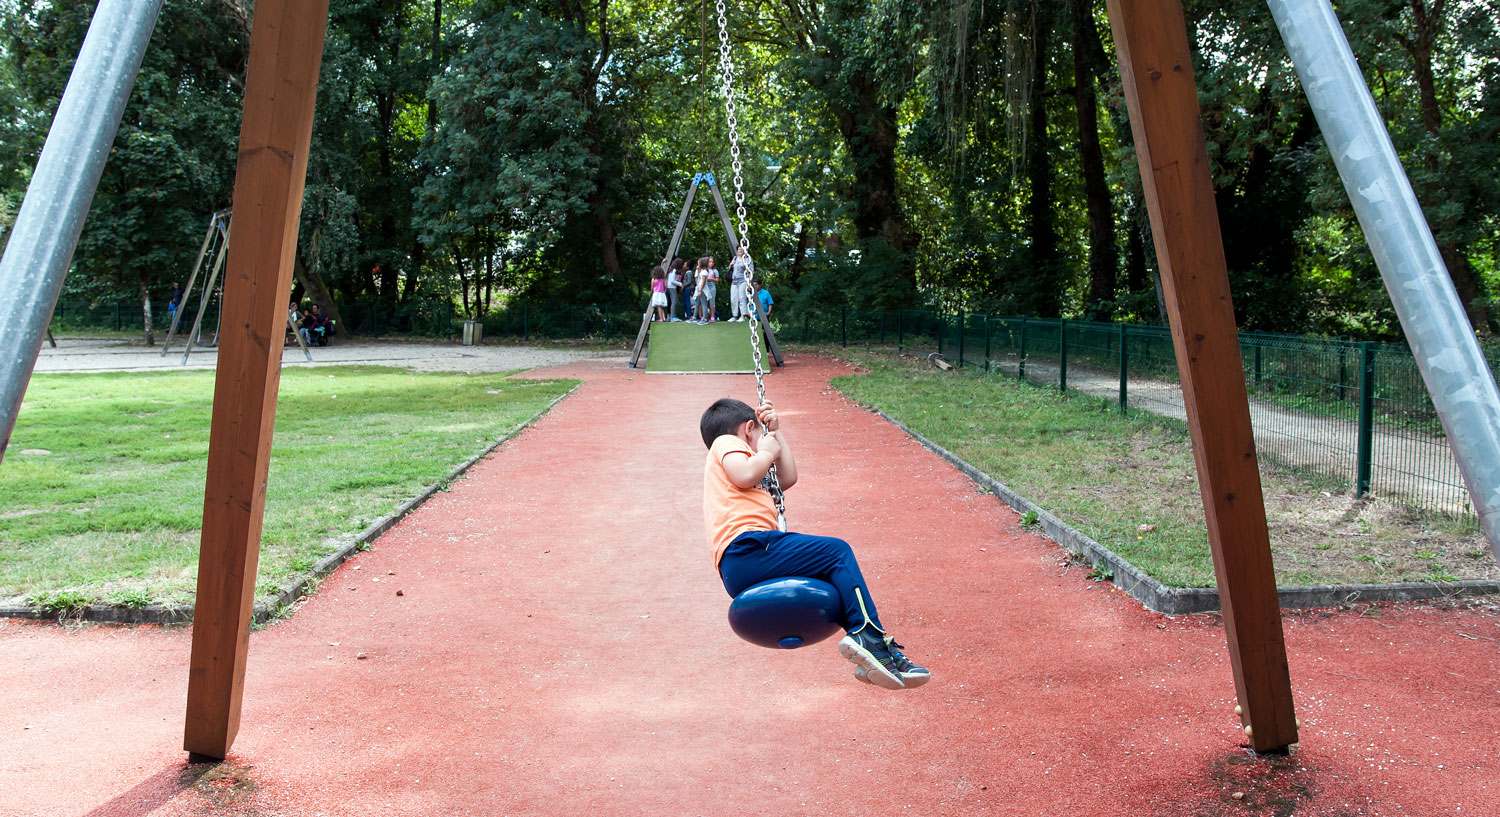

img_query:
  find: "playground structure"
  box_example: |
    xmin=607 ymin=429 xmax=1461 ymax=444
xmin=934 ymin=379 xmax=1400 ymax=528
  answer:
xmin=629 ymin=171 xmax=785 ymax=370
xmin=0 ymin=0 xmax=1495 ymax=770
xmin=158 ymin=209 xmax=315 ymax=365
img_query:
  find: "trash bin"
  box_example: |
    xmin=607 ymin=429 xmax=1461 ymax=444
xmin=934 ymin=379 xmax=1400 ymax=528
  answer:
xmin=462 ymin=320 xmax=482 ymax=346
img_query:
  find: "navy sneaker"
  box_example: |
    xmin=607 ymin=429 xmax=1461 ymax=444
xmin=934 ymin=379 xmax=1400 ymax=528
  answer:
xmin=837 ymin=628 xmax=905 ymax=690
xmin=853 ymin=637 xmax=930 ymax=688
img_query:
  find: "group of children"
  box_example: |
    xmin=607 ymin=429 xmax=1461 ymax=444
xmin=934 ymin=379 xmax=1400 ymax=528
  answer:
xmin=649 ymin=248 xmax=769 ymax=325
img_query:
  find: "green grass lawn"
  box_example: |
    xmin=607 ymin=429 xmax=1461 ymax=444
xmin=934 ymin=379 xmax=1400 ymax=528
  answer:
xmin=832 ymin=350 xmax=1492 ymax=588
xmin=1 ymin=366 xmax=576 ymax=607
xmin=645 ymin=321 xmax=767 ymax=372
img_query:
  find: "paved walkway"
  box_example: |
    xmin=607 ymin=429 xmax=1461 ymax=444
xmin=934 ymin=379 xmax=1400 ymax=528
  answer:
xmin=996 ymin=357 xmax=1472 ymax=516
xmin=32 ymin=336 xmax=624 ymax=375
xmin=2 ymin=355 xmax=1498 ymax=815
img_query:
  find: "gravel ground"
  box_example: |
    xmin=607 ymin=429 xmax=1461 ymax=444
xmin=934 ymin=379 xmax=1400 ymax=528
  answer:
xmin=31 ymin=335 xmax=630 ymax=375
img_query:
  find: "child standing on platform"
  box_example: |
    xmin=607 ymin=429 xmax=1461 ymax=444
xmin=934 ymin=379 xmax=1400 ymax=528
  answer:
xmin=665 ymin=260 xmax=683 ymax=321
xmin=649 ymin=266 xmax=668 ymax=322
xmin=692 ymin=257 xmax=712 ymax=324
xmin=705 ymin=257 xmax=720 ymax=322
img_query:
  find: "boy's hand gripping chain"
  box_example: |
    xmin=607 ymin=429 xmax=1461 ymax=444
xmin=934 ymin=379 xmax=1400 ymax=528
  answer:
xmin=716 ymin=0 xmax=785 ymax=532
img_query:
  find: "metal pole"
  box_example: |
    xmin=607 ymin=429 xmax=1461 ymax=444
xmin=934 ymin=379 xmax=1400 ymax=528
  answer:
xmin=841 ymin=306 xmax=847 ymax=347
xmin=0 ymin=0 xmax=164 ymax=459
xmin=1018 ymin=316 xmax=1028 ymax=381
xmin=897 ymin=309 xmax=904 ymax=353
xmin=1269 ymin=0 xmax=1500 ymax=554
xmin=1059 ymin=319 xmax=1069 ymax=394
xmin=957 ymin=310 xmax=966 ymax=367
xmin=983 ymin=315 xmax=991 ymax=372
xmin=1356 ymin=341 xmax=1375 ymax=497
xmin=1119 ymin=322 xmax=1129 ymax=415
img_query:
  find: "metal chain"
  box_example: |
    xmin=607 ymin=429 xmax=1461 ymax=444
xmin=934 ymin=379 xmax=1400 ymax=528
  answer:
xmin=715 ymin=0 xmax=785 ymax=530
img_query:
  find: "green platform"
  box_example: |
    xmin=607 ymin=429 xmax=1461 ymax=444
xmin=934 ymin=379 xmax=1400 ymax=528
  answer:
xmin=644 ymin=320 xmax=768 ymax=373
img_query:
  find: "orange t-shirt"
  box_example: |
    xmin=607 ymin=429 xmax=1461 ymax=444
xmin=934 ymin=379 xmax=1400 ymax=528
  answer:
xmin=703 ymin=434 xmax=779 ymax=566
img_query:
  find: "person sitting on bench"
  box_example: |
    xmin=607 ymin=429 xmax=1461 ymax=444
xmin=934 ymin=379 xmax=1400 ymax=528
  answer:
xmin=300 ymin=303 xmax=335 ymax=347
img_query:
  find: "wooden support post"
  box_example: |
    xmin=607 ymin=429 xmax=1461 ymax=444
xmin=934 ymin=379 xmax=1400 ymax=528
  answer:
xmin=184 ymin=0 xmax=329 ymax=761
xmin=1104 ymin=0 xmax=1297 ymax=753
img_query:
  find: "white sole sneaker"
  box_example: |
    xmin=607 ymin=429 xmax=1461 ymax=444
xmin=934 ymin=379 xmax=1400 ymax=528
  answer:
xmin=838 ymin=636 xmax=905 ymax=690
xmin=855 ymin=666 xmax=931 ymax=688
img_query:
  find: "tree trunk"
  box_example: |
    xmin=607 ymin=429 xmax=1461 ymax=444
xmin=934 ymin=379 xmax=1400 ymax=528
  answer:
xmin=1023 ymin=3 xmax=1060 ymax=317
xmin=294 ymin=227 xmax=345 ymax=330
xmin=138 ymin=272 xmax=155 ymax=346
xmin=1400 ymin=0 xmax=1487 ymax=331
xmin=455 ymin=253 xmax=472 ymax=318
xmin=826 ymin=79 xmax=918 ymax=302
xmin=1073 ymin=0 xmax=1117 ymax=321
xmin=789 ymin=222 xmax=810 ymax=289
xmin=590 ymin=175 xmax=622 ymax=282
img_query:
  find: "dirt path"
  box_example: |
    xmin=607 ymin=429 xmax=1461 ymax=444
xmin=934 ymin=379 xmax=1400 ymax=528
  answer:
xmin=2 ymin=354 xmax=1498 ymax=815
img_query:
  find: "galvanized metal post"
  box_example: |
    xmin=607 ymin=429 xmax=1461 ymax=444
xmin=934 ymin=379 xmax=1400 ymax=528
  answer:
xmin=523 ymin=302 xmax=529 ymax=340
xmin=957 ymin=310 xmax=966 ymax=367
xmin=1018 ymin=316 xmax=1028 ymax=380
xmin=0 ymin=0 xmax=164 ymax=458
xmin=802 ymin=313 xmax=809 ymax=344
xmin=897 ymin=309 xmax=904 ymax=352
xmin=983 ymin=315 xmax=992 ymax=372
xmin=879 ymin=311 xmax=886 ymax=345
xmin=1059 ymin=319 xmax=1069 ymax=394
xmin=1356 ymin=341 xmax=1375 ymax=497
xmin=841 ymin=306 xmax=847 ymax=347
xmin=1254 ymin=344 xmax=1263 ymax=387
xmin=1270 ymin=0 xmax=1500 ymax=554
xmin=1119 ymin=322 xmax=1129 ymax=415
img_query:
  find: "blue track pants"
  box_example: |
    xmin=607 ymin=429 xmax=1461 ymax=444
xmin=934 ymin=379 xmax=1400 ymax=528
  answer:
xmin=718 ymin=530 xmax=885 ymax=633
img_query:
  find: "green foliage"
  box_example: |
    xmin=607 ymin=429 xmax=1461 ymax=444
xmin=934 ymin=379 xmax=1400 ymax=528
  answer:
xmin=0 ymin=0 xmax=1495 ymax=338
xmin=414 ymin=3 xmax=594 ymax=315
xmin=1 ymin=0 xmax=246 ymax=325
xmin=28 ymin=589 xmax=90 ymax=617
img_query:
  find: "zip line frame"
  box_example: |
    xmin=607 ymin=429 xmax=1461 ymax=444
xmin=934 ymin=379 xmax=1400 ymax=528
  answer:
xmin=0 ymin=0 xmax=1497 ymax=762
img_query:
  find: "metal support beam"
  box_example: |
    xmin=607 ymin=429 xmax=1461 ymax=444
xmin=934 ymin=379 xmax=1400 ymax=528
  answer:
xmin=184 ymin=0 xmax=330 ymax=761
xmin=163 ymin=210 xmax=230 ymax=356
xmin=1105 ymin=0 xmax=1297 ymax=753
xmin=1268 ymin=0 xmax=1500 ymax=556
xmin=0 ymin=0 xmax=163 ymax=460
xmin=661 ymin=174 xmax=701 ymax=266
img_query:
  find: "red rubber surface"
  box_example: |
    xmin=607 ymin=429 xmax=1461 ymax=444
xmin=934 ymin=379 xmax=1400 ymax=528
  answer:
xmin=2 ymin=354 xmax=1498 ymax=816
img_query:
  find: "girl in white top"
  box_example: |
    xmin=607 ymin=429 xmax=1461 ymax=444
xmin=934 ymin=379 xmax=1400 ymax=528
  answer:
xmin=665 ymin=261 xmax=682 ymax=321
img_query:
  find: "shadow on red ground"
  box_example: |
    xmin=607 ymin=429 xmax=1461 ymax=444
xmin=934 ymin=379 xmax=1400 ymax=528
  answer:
xmin=2 ymin=353 xmax=1497 ymax=816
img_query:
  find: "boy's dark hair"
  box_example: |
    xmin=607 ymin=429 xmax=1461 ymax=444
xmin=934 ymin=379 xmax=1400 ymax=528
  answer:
xmin=701 ymin=398 xmax=755 ymax=448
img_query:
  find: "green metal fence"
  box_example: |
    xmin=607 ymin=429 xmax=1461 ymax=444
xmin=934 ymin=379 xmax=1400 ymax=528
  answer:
xmin=49 ymin=296 xmax=1497 ymax=522
xmin=817 ymin=307 xmax=1499 ymax=524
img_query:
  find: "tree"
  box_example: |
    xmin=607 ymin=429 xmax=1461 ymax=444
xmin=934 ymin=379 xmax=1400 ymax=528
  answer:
xmin=413 ymin=3 xmax=593 ymax=317
xmin=2 ymin=0 xmax=246 ymax=343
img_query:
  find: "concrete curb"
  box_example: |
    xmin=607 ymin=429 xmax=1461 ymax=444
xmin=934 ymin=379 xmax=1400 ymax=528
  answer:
xmin=871 ymin=408 xmax=1500 ymax=614
xmin=1 ymin=383 xmax=580 ymax=625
